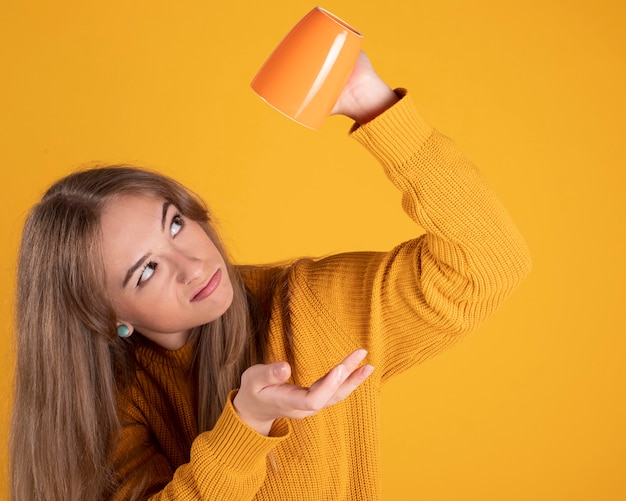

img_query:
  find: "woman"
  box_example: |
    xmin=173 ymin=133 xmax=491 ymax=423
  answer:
xmin=10 ymin=53 xmax=531 ymax=500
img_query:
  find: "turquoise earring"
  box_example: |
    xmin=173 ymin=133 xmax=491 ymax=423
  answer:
xmin=117 ymin=324 xmax=132 ymax=338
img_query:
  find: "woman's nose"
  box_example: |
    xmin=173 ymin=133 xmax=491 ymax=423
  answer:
xmin=175 ymin=254 xmax=203 ymax=286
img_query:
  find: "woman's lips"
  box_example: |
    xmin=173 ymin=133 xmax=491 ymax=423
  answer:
xmin=191 ymin=269 xmax=222 ymax=302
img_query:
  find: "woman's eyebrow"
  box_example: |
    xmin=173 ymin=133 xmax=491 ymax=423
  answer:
xmin=123 ymin=253 xmax=149 ymax=288
xmin=161 ymin=201 xmax=172 ymax=231
xmin=121 ymin=201 xmax=172 ymax=288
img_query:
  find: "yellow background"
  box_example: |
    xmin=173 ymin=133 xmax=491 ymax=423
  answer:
xmin=1 ymin=1 xmax=624 ymax=499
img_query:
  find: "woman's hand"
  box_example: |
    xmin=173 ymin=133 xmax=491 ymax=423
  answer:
xmin=331 ymin=52 xmax=400 ymax=125
xmin=232 ymin=349 xmax=374 ymax=436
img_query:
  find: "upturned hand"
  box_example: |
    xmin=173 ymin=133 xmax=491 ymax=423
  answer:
xmin=233 ymin=349 xmax=374 ymax=436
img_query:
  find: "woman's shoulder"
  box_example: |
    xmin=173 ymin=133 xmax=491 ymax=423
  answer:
xmin=237 ymin=262 xmax=293 ymax=297
xmin=237 ymin=252 xmax=386 ymax=294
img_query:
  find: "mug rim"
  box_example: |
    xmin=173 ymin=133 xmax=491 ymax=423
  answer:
xmin=316 ymin=6 xmax=363 ymax=38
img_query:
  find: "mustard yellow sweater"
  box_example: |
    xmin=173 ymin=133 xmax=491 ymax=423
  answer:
xmin=112 ymin=91 xmax=531 ymax=500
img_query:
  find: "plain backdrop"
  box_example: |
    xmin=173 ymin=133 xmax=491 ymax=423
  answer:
xmin=1 ymin=1 xmax=625 ymax=499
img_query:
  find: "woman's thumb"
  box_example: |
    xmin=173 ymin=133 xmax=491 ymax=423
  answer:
xmin=269 ymin=361 xmax=291 ymax=384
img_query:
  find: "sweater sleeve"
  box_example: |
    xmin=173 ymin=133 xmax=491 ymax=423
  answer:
xmin=112 ymin=391 xmax=290 ymax=500
xmin=291 ymin=90 xmax=532 ymax=382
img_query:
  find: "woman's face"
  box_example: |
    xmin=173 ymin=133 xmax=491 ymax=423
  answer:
xmin=100 ymin=193 xmax=234 ymax=350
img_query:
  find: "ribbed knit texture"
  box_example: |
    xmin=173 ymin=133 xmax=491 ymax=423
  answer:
xmin=112 ymin=91 xmax=532 ymax=500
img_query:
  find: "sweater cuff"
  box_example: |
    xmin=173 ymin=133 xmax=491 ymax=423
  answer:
xmin=193 ymin=390 xmax=291 ymax=473
xmin=350 ymin=89 xmax=434 ymax=170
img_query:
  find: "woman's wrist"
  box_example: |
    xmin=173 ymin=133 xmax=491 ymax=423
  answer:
xmin=348 ymin=82 xmax=400 ymax=125
xmin=233 ymin=393 xmax=275 ymax=436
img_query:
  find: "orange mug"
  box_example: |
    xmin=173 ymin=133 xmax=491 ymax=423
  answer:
xmin=251 ymin=7 xmax=363 ymax=130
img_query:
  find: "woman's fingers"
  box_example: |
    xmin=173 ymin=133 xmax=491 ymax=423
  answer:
xmin=286 ymin=349 xmax=374 ymax=414
xmin=327 ymin=363 xmax=375 ymax=405
xmin=311 ymin=349 xmax=375 ymax=406
xmin=308 ymin=349 xmax=368 ymax=392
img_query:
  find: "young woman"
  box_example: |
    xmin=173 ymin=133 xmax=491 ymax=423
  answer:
xmin=10 ymin=53 xmax=531 ymax=500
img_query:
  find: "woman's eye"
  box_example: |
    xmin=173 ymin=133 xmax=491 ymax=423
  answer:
xmin=138 ymin=262 xmax=157 ymax=286
xmin=171 ymin=214 xmax=184 ymax=236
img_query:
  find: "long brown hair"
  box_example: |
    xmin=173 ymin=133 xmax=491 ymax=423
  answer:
xmin=10 ymin=166 xmax=264 ymax=500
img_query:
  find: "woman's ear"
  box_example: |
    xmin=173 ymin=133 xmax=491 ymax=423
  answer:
xmin=116 ymin=322 xmax=134 ymax=338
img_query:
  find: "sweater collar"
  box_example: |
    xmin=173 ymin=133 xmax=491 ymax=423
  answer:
xmin=133 ymin=334 xmax=196 ymax=370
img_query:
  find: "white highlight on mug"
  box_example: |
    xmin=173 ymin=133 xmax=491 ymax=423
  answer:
xmin=294 ymin=32 xmax=348 ymax=120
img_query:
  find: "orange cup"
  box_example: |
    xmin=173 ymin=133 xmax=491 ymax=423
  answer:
xmin=251 ymin=7 xmax=363 ymax=130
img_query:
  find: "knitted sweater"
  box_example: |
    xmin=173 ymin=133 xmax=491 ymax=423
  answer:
xmin=112 ymin=91 xmax=532 ymax=500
